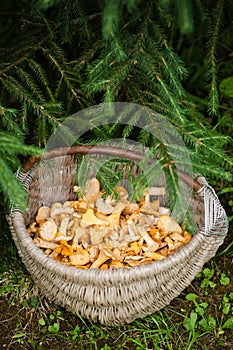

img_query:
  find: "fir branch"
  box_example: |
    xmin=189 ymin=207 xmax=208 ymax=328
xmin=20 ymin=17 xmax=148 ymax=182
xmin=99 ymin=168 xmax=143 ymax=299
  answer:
xmin=140 ymin=90 xmax=180 ymax=117
xmin=150 ymin=21 xmax=188 ymax=79
xmin=206 ymin=0 xmax=224 ymax=116
xmin=0 ymin=131 xmax=41 ymax=209
xmin=15 ymin=66 xmax=45 ymax=103
xmin=144 ymin=33 xmax=186 ymax=98
xmin=176 ymin=0 xmax=194 ymax=35
xmin=34 ymin=116 xmax=49 ymax=147
xmin=41 ymin=43 xmax=85 ymax=106
xmin=0 ymin=156 xmax=28 ymax=210
xmin=59 ymin=1 xmax=76 ymax=44
xmin=102 ymin=0 xmax=122 ymax=41
xmin=0 ymin=74 xmax=61 ymax=129
xmin=38 ymin=0 xmax=63 ymax=10
xmin=0 ymin=37 xmax=48 ymax=74
xmin=57 ymin=0 xmax=91 ymax=44
xmin=0 ymin=105 xmax=22 ymax=137
xmin=21 ymin=102 xmax=29 ymax=134
xmin=28 ymin=59 xmax=55 ymax=100
xmin=72 ymin=0 xmax=91 ymax=41
xmin=194 ymin=0 xmax=209 ymax=23
xmin=123 ymin=0 xmax=142 ymax=13
xmin=71 ymin=40 xmax=101 ymax=73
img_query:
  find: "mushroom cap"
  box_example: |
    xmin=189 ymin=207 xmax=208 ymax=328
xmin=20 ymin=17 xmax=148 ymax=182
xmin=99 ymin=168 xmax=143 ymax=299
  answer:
xmin=50 ymin=203 xmax=74 ymax=218
xmin=55 ymin=241 xmax=73 ymax=256
xmin=34 ymin=238 xmax=58 ymax=250
xmin=90 ymin=227 xmax=109 ymax=245
xmin=36 ymin=206 xmax=50 ymax=224
xmin=144 ymin=251 xmax=165 ymax=261
xmin=115 ymin=185 xmax=129 ymax=200
xmin=156 ymin=214 xmax=182 ymax=234
xmin=84 ymin=177 xmax=101 ymax=204
xmin=96 ymin=197 xmax=115 ymax=214
xmin=69 ymin=251 xmax=90 ymax=266
xmin=80 ymin=208 xmax=109 ymax=227
xmin=39 ymin=219 xmax=57 ymax=241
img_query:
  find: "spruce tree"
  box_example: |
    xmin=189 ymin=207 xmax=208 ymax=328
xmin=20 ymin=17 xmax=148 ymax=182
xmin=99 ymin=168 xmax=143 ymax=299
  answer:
xmin=0 ymin=0 xmax=232 ymax=212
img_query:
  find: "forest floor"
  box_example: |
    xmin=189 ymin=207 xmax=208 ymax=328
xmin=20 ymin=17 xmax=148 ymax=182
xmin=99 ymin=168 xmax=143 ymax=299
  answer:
xmin=0 ymin=199 xmax=232 ymax=350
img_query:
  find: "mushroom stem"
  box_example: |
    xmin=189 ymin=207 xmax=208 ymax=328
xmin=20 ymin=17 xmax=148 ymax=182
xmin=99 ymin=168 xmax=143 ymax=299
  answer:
xmin=59 ymin=216 xmax=70 ymax=235
xmin=90 ymin=250 xmax=109 ymax=268
xmin=127 ymin=220 xmax=140 ymax=241
xmin=137 ymin=225 xmax=160 ymax=251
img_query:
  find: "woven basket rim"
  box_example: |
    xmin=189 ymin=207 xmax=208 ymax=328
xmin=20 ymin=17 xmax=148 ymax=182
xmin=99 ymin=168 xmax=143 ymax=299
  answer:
xmin=23 ymin=145 xmax=202 ymax=192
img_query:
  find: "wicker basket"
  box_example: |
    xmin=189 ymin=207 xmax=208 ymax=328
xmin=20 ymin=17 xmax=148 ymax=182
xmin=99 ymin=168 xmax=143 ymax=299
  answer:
xmin=7 ymin=146 xmax=228 ymax=325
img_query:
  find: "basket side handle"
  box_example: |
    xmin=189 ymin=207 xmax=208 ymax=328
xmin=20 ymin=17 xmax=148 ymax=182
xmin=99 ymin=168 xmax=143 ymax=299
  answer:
xmin=23 ymin=145 xmax=202 ymax=192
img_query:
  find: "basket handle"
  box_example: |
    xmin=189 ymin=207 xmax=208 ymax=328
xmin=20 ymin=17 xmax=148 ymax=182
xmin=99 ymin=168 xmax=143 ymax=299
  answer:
xmin=23 ymin=145 xmax=202 ymax=192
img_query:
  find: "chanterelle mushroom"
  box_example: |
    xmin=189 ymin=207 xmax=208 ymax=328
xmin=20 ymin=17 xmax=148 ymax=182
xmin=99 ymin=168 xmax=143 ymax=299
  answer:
xmin=69 ymin=249 xmax=90 ymax=266
xmin=156 ymin=214 xmax=182 ymax=234
xmin=34 ymin=238 xmax=58 ymax=250
xmin=58 ymin=216 xmax=70 ymax=235
xmin=137 ymin=225 xmax=160 ymax=251
xmin=50 ymin=202 xmax=74 ymax=218
xmin=144 ymin=251 xmax=165 ymax=261
xmin=104 ymin=201 xmax=127 ymax=228
xmin=115 ymin=185 xmax=129 ymax=201
xmin=84 ymin=177 xmax=101 ymax=205
xmin=39 ymin=219 xmax=57 ymax=241
xmin=90 ymin=250 xmax=109 ymax=268
xmin=96 ymin=196 xmax=115 ymax=214
xmin=140 ymin=191 xmax=159 ymax=216
xmin=90 ymin=227 xmax=109 ymax=245
xmin=56 ymin=240 xmax=73 ymax=256
xmin=126 ymin=219 xmax=140 ymax=242
xmin=28 ymin=177 xmax=193 ymax=270
xmin=36 ymin=206 xmax=50 ymax=224
xmin=80 ymin=208 xmax=109 ymax=227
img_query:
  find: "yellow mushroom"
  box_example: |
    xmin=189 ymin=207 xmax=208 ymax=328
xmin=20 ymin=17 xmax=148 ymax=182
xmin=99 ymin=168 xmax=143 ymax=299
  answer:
xmin=55 ymin=240 xmax=73 ymax=256
xmin=183 ymin=231 xmax=192 ymax=244
xmin=115 ymin=185 xmax=129 ymax=201
xmin=99 ymin=263 xmax=109 ymax=270
xmin=170 ymin=232 xmax=186 ymax=243
xmin=96 ymin=196 xmax=115 ymax=214
xmin=36 ymin=206 xmax=50 ymax=225
xmin=139 ymin=191 xmax=159 ymax=215
xmin=34 ymin=237 xmax=58 ymax=250
xmin=143 ymin=251 xmax=165 ymax=261
xmin=28 ymin=222 xmax=39 ymax=236
xmin=156 ymin=214 xmax=182 ymax=234
xmin=105 ymin=201 xmax=127 ymax=228
xmin=69 ymin=250 xmax=90 ymax=266
xmin=126 ymin=241 xmax=141 ymax=255
xmin=90 ymin=227 xmax=109 ymax=245
xmin=39 ymin=219 xmax=57 ymax=241
xmin=80 ymin=208 xmax=109 ymax=227
xmin=137 ymin=225 xmax=160 ymax=251
xmin=84 ymin=177 xmax=102 ymax=205
xmin=109 ymin=261 xmax=125 ymax=269
xmin=90 ymin=250 xmax=110 ymax=268
xmin=50 ymin=202 xmax=74 ymax=218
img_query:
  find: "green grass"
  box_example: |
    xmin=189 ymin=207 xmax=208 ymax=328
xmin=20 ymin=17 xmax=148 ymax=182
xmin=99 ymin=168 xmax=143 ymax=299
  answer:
xmin=0 ymin=210 xmax=232 ymax=350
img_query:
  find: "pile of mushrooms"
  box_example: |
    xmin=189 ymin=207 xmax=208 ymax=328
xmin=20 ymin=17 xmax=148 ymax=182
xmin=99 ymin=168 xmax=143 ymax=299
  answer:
xmin=27 ymin=178 xmax=192 ymax=269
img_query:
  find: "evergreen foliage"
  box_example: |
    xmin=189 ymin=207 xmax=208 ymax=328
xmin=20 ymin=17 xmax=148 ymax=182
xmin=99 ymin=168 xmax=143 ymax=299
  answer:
xmin=0 ymin=0 xmax=232 ymax=211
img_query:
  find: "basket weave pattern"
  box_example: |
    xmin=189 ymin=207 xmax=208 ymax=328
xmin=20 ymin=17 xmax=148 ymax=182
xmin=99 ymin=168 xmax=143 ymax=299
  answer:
xmin=7 ymin=154 xmax=228 ymax=325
